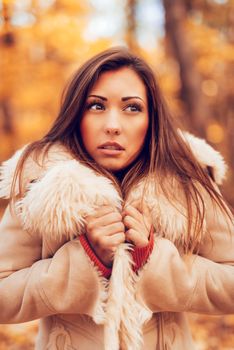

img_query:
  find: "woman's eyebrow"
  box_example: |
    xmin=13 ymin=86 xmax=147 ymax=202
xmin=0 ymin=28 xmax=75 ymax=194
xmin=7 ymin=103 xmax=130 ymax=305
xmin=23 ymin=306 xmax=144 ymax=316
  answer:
xmin=121 ymin=96 xmax=144 ymax=102
xmin=88 ymin=94 xmax=145 ymax=104
xmin=88 ymin=94 xmax=107 ymax=101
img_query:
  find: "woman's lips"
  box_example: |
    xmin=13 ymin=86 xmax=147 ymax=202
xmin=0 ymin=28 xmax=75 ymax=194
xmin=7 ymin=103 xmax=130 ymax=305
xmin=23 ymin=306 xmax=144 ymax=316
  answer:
xmin=98 ymin=142 xmax=124 ymax=149
xmin=98 ymin=148 xmax=124 ymax=156
xmin=98 ymin=142 xmax=125 ymax=155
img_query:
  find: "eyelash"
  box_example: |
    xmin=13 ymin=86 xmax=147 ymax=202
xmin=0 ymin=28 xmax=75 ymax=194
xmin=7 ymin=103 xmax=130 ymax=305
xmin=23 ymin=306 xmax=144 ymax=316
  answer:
xmin=86 ymin=100 xmax=143 ymax=112
xmin=125 ymin=103 xmax=143 ymax=112
xmin=86 ymin=100 xmax=104 ymax=111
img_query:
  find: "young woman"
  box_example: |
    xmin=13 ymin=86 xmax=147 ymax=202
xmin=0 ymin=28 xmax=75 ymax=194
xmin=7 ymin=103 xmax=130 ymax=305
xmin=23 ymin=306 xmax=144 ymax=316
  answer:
xmin=0 ymin=47 xmax=233 ymax=350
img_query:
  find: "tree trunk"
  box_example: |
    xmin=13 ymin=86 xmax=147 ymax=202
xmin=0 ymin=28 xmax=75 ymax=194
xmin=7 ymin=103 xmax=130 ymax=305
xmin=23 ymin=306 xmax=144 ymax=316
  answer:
xmin=0 ymin=1 xmax=15 ymax=136
xmin=0 ymin=100 xmax=14 ymax=134
xmin=125 ymin=0 xmax=138 ymax=51
xmin=163 ymin=0 xmax=209 ymax=137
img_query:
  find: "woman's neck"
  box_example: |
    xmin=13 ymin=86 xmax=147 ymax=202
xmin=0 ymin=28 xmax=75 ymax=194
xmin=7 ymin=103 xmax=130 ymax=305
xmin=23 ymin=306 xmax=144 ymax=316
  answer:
xmin=113 ymin=168 xmax=128 ymax=183
xmin=112 ymin=158 xmax=140 ymax=184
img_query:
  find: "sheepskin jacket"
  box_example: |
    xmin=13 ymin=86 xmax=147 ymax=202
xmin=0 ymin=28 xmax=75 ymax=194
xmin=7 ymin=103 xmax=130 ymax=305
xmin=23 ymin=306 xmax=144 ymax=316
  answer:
xmin=0 ymin=132 xmax=233 ymax=350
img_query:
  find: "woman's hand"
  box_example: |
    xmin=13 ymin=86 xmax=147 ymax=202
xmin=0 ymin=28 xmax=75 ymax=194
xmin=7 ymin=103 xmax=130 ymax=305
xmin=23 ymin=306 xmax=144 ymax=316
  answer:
xmin=123 ymin=200 xmax=152 ymax=248
xmin=85 ymin=206 xmax=125 ymax=267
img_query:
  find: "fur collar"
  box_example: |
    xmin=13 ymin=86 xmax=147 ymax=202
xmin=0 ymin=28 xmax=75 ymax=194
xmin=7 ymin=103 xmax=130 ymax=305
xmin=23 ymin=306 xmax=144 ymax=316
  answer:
xmin=181 ymin=131 xmax=226 ymax=184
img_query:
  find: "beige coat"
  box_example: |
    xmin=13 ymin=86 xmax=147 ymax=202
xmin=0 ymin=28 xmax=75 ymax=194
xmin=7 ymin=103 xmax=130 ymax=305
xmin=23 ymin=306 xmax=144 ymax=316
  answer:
xmin=0 ymin=132 xmax=233 ymax=350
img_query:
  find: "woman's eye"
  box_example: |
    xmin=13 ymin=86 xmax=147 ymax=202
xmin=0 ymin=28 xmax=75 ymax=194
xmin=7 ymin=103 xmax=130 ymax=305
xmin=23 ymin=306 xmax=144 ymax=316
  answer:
xmin=87 ymin=102 xmax=105 ymax=111
xmin=124 ymin=104 xmax=142 ymax=112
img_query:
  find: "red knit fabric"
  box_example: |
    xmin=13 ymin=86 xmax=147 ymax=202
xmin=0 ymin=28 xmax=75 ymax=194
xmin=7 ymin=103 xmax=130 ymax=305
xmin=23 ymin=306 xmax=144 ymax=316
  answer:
xmin=131 ymin=226 xmax=154 ymax=272
xmin=79 ymin=234 xmax=112 ymax=279
xmin=79 ymin=227 xmax=154 ymax=278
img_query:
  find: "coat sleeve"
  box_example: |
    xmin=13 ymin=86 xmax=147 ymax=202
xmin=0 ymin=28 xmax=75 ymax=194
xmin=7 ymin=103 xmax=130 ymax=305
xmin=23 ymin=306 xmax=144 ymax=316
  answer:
xmin=136 ymin=189 xmax=234 ymax=315
xmin=0 ymin=206 xmax=105 ymax=324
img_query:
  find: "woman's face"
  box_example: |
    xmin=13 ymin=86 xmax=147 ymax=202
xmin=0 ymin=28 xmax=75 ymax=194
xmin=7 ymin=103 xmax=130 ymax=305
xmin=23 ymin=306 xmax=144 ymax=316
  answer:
xmin=80 ymin=67 xmax=149 ymax=172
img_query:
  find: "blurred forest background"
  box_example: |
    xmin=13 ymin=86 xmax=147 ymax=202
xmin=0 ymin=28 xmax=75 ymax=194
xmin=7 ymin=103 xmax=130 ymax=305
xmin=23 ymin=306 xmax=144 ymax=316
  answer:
xmin=0 ymin=0 xmax=233 ymax=349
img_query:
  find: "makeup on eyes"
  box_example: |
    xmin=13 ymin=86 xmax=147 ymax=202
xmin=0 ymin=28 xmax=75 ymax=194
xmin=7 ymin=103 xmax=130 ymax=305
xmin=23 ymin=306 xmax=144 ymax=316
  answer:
xmin=86 ymin=96 xmax=144 ymax=112
xmin=86 ymin=99 xmax=104 ymax=110
xmin=123 ymin=103 xmax=143 ymax=112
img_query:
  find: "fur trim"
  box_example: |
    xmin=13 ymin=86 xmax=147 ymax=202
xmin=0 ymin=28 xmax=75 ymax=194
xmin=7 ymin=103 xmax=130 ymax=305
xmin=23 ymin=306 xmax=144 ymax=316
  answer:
xmin=104 ymin=244 xmax=151 ymax=350
xmin=87 ymin=259 xmax=109 ymax=325
xmin=118 ymin=252 xmax=152 ymax=350
xmin=0 ymin=146 xmax=27 ymax=198
xmin=104 ymin=244 xmax=131 ymax=350
xmin=127 ymin=177 xmax=207 ymax=247
xmin=18 ymin=159 xmax=122 ymax=240
xmin=181 ymin=131 xmax=227 ymax=184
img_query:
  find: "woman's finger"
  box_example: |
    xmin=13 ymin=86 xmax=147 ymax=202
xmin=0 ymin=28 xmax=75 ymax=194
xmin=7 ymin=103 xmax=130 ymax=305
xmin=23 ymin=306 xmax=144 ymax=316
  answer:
xmin=102 ymin=222 xmax=125 ymax=236
xmin=142 ymin=200 xmax=151 ymax=220
xmin=127 ymin=199 xmax=144 ymax=213
xmin=123 ymin=214 xmax=141 ymax=231
xmin=123 ymin=204 xmax=141 ymax=221
xmin=125 ymin=229 xmax=149 ymax=247
xmin=86 ymin=211 xmax=122 ymax=231
xmin=102 ymin=232 xmax=125 ymax=248
xmin=124 ymin=203 xmax=151 ymax=232
xmin=85 ymin=206 xmax=113 ymax=223
xmin=95 ymin=211 xmax=122 ymax=227
xmin=131 ymin=200 xmax=152 ymax=230
xmin=93 ymin=205 xmax=117 ymax=218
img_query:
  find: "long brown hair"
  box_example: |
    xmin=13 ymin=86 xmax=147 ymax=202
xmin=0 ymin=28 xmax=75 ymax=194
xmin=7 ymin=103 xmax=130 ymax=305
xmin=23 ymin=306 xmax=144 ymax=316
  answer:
xmin=11 ymin=46 xmax=232 ymax=252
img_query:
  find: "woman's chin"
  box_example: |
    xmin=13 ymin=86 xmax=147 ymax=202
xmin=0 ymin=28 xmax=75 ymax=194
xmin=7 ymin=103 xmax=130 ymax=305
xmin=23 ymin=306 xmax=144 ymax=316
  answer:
xmin=99 ymin=162 xmax=126 ymax=172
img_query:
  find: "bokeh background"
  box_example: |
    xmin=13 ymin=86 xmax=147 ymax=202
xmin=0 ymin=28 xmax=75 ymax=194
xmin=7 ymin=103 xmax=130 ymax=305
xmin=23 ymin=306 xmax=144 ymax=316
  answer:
xmin=0 ymin=0 xmax=234 ymax=349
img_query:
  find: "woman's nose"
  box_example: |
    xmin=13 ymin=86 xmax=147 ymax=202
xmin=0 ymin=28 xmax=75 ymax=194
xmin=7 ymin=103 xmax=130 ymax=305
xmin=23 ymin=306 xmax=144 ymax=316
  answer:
xmin=105 ymin=127 xmax=120 ymax=135
xmin=104 ymin=110 xmax=121 ymax=136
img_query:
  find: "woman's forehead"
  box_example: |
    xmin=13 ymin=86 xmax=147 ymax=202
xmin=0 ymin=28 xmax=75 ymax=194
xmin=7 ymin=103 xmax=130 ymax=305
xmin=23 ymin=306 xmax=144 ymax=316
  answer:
xmin=89 ymin=67 xmax=147 ymax=100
